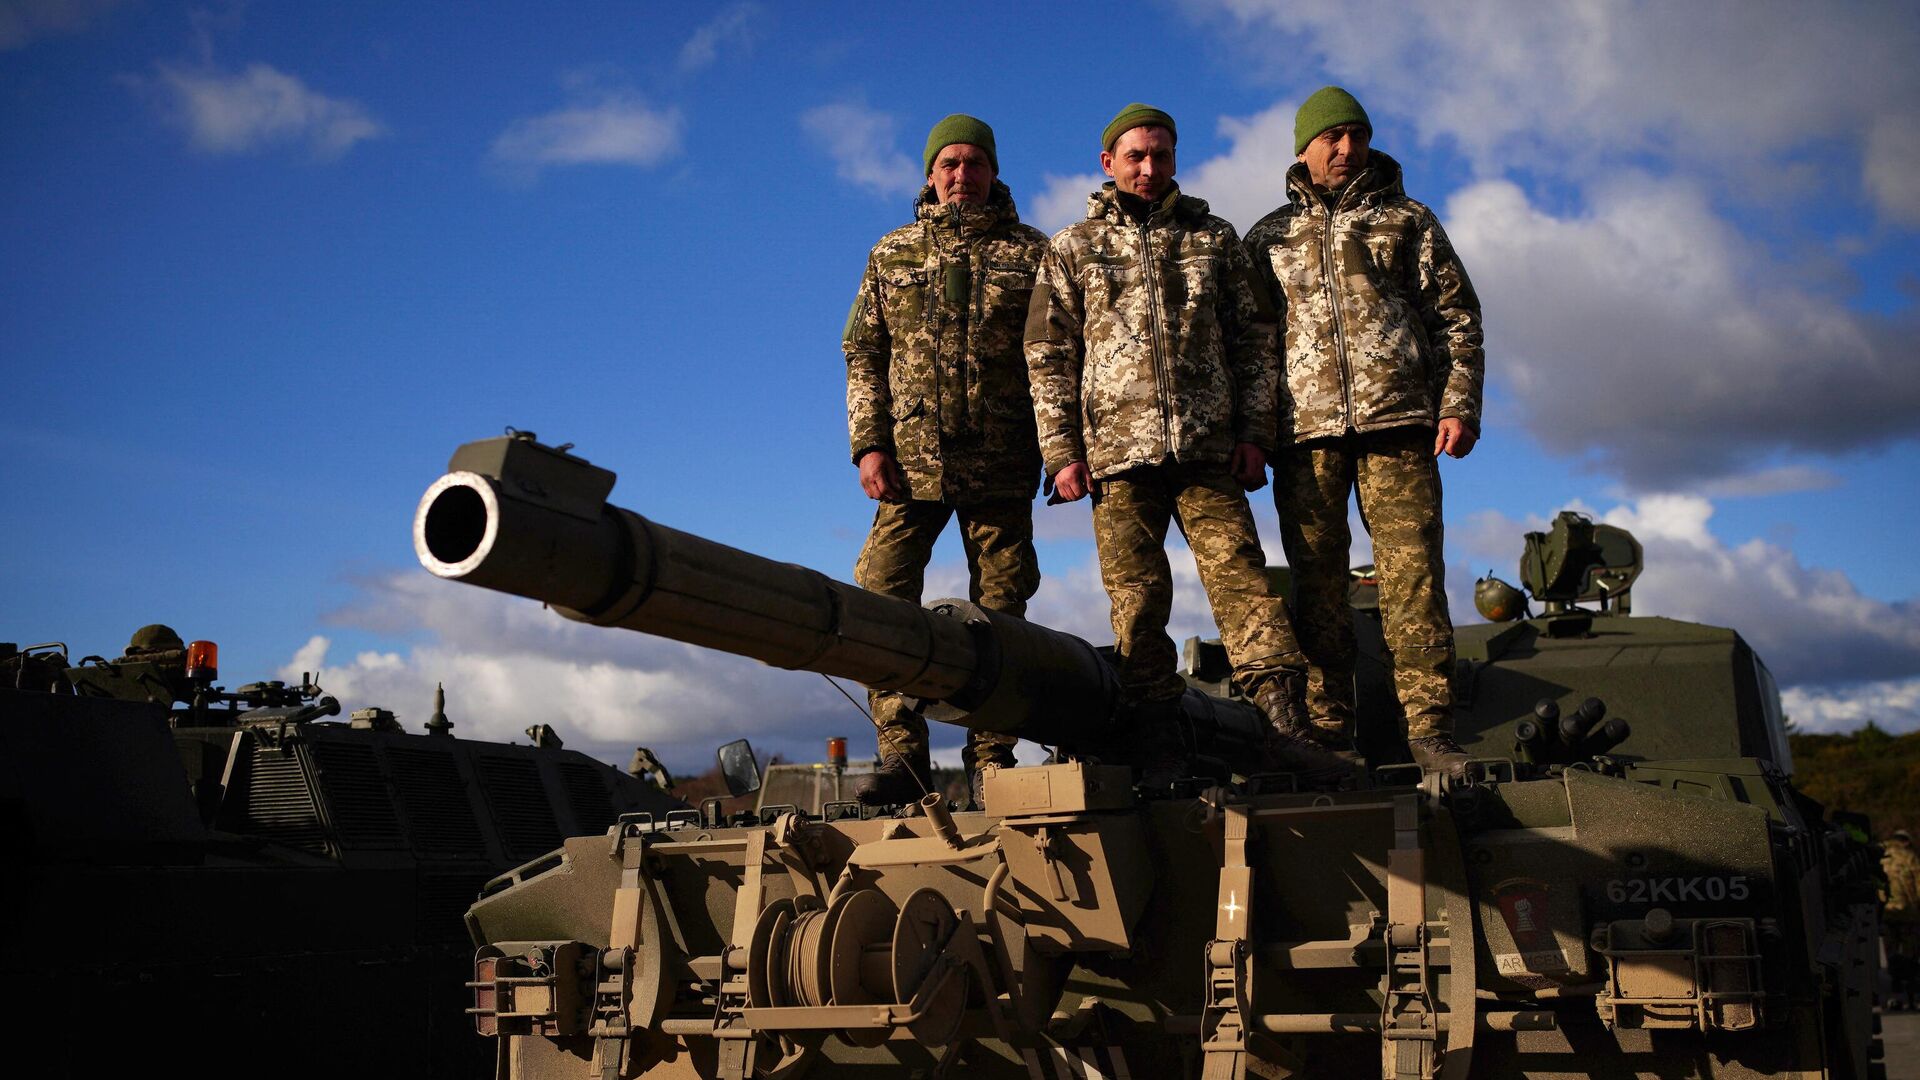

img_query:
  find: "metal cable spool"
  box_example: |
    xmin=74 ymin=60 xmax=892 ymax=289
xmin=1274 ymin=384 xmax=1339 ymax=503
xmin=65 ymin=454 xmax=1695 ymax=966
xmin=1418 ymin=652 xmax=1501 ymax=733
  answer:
xmin=743 ymin=887 xmax=967 ymax=1049
xmin=830 ymin=889 xmax=900 ymax=1048
xmin=894 ymin=889 xmax=966 ymax=1047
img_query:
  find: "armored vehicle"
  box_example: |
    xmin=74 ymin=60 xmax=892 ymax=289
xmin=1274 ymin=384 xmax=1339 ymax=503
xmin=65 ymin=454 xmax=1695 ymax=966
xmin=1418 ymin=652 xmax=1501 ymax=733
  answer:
xmin=3 ymin=622 xmax=686 ymax=1077
xmin=419 ymin=433 xmax=1882 ymax=1079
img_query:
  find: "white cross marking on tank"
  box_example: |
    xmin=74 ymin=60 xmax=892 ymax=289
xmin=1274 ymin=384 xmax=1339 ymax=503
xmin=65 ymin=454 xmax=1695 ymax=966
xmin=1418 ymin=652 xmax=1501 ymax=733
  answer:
xmin=1223 ymin=891 xmax=1242 ymax=923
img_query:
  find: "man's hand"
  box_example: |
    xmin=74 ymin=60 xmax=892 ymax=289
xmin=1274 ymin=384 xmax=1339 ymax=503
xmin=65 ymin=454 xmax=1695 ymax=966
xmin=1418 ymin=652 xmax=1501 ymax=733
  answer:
xmin=1434 ymin=418 xmax=1477 ymax=459
xmin=1230 ymin=441 xmax=1269 ymax=491
xmin=1050 ymin=461 xmax=1091 ymax=503
xmin=858 ymin=450 xmax=907 ymax=501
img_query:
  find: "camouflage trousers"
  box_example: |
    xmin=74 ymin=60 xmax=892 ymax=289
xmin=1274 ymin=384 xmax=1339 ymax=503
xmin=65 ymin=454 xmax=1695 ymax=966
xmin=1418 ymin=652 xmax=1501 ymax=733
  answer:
xmin=1275 ymin=427 xmax=1454 ymax=740
xmin=1091 ymin=460 xmax=1304 ymax=704
xmin=853 ymin=498 xmax=1036 ymax=768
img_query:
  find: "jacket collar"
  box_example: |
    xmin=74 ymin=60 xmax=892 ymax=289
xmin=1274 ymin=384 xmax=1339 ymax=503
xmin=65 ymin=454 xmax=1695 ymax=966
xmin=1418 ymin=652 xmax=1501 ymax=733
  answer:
xmin=1285 ymin=150 xmax=1406 ymax=213
xmin=915 ymin=179 xmax=1023 ymax=237
xmin=1085 ymin=181 xmax=1210 ymax=226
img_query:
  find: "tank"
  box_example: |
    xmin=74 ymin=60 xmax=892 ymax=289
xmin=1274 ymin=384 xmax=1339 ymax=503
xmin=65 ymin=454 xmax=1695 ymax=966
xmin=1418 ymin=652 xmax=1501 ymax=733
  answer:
xmin=419 ymin=433 xmax=1883 ymax=1079
xmin=2 ymin=622 xmax=691 ymax=1076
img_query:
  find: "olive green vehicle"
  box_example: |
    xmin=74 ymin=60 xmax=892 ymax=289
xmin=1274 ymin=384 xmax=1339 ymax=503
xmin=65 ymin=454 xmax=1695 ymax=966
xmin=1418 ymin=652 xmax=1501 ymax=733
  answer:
xmin=3 ymin=620 xmax=686 ymax=1076
xmin=419 ymin=433 xmax=1882 ymax=1080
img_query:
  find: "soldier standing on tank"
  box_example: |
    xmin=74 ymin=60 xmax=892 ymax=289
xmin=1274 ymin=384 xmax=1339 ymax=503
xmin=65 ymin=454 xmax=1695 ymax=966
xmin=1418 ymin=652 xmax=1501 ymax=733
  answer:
xmin=1885 ymin=829 xmax=1920 ymax=1008
xmin=1025 ymin=104 xmax=1340 ymax=768
xmin=843 ymin=114 xmax=1049 ymax=806
xmin=1244 ymin=88 xmax=1485 ymax=778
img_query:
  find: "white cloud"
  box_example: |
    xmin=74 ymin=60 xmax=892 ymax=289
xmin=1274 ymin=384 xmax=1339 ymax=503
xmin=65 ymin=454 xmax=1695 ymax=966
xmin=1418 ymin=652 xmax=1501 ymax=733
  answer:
xmin=300 ymin=573 xmax=867 ymax=772
xmin=1454 ymin=495 xmax=1920 ymax=695
xmin=1783 ymin=678 xmax=1920 ymax=734
xmin=1866 ymin=114 xmax=1920 ymax=228
xmin=678 ymin=3 xmax=761 ymax=73
xmin=0 ymin=0 xmax=121 ymax=50
xmin=1188 ymin=0 xmax=1920 ymax=223
xmin=1183 ymin=101 xmax=1300 ymax=233
xmin=146 ymin=62 xmax=384 ymax=158
xmin=1032 ymin=171 xmax=1105 ymax=234
xmin=490 ymin=91 xmax=683 ymax=175
xmin=801 ymin=102 xmax=921 ymax=199
xmin=1443 ymin=176 xmax=1920 ymax=488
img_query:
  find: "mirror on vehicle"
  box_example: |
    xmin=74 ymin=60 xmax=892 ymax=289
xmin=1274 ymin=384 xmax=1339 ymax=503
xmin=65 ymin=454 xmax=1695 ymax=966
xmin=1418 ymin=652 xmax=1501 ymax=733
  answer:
xmin=717 ymin=739 xmax=761 ymax=797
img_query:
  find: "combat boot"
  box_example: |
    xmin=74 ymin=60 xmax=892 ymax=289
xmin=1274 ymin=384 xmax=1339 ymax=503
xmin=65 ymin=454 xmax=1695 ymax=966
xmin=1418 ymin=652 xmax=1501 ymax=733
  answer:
xmin=1409 ymin=733 xmax=1472 ymax=781
xmin=967 ymin=744 xmax=1018 ymax=811
xmin=855 ymin=751 xmax=931 ymax=808
xmin=1253 ymin=672 xmax=1362 ymax=784
xmin=1252 ymin=669 xmax=1311 ymax=733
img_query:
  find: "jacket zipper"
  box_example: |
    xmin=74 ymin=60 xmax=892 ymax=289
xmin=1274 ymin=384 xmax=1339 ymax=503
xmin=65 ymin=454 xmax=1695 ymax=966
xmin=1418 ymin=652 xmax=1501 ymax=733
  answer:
xmin=923 ymin=224 xmax=946 ymax=486
xmin=1141 ymin=215 xmax=1173 ymax=460
xmin=1318 ymin=184 xmax=1356 ymax=431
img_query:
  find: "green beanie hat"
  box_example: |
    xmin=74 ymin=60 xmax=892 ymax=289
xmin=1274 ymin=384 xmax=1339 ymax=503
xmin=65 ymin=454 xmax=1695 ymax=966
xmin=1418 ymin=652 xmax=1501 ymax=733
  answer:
xmin=924 ymin=114 xmax=998 ymax=175
xmin=1102 ymin=103 xmax=1177 ymax=152
xmin=1293 ymin=86 xmax=1371 ymax=155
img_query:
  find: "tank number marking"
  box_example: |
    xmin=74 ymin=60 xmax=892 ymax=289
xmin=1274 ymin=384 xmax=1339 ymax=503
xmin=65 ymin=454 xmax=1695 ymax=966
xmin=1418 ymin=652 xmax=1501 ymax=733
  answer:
xmin=1604 ymin=876 xmax=1749 ymax=904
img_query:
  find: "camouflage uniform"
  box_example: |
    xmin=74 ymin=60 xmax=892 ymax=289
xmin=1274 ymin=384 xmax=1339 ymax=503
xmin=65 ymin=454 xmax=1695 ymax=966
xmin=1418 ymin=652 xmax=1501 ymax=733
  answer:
xmin=1245 ymin=152 xmax=1483 ymax=741
xmin=1887 ymin=837 xmax=1920 ymax=915
xmin=845 ymin=180 xmax=1047 ymax=767
xmin=1886 ymin=835 xmax=1920 ymax=1004
xmin=1027 ymin=182 xmax=1302 ymax=703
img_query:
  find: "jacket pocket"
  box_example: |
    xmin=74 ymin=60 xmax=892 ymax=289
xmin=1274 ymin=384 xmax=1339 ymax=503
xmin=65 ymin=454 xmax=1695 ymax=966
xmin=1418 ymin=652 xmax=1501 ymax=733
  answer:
xmin=1171 ymin=254 xmax=1220 ymax=299
xmin=1077 ymin=261 xmax=1129 ymax=314
xmin=982 ymin=263 xmax=1035 ymax=334
xmin=1170 ymin=254 xmax=1222 ymax=343
xmin=888 ymin=395 xmax=935 ymax=469
xmin=881 ymin=266 xmax=931 ymax=329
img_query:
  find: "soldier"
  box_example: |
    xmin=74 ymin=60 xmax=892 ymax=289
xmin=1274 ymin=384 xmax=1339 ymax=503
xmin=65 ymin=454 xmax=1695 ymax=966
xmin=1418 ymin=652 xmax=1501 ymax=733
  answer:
xmin=122 ymin=623 xmax=186 ymax=661
xmin=1886 ymin=830 xmax=1920 ymax=1008
xmin=1244 ymin=87 xmax=1485 ymax=777
xmin=843 ymin=114 xmax=1049 ymax=806
xmin=1888 ymin=829 xmax=1920 ymax=914
xmin=1025 ymin=104 xmax=1337 ymax=769
xmin=126 ymin=623 xmax=192 ymax=692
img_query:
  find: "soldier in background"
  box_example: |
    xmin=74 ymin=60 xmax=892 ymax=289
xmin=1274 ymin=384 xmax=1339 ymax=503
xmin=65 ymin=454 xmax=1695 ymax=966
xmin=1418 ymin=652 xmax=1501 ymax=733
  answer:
xmin=1244 ymin=87 xmax=1485 ymax=777
xmin=843 ymin=114 xmax=1049 ymax=806
xmin=121 ymin=623 xmax=186 ymax=663
xmin=1026 ymin=104 xmax=1339 ymax=770
xmin=120 ymin=623 xmax=192 ymax=701
xmin=1886 ymin=829 xmax=1920 ymax=1008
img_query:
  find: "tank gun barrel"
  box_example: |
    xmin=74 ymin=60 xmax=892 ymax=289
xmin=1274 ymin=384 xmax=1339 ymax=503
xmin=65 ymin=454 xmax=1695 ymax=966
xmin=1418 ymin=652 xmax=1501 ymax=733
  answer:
xmin=413 ymin=434 xmax=1159 ymax=749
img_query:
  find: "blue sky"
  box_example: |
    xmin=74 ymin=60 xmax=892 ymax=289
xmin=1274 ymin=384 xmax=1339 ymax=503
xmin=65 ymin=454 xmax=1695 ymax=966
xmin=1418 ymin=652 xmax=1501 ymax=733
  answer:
xmin=5 ymin=0 xmax=1918 ymax=769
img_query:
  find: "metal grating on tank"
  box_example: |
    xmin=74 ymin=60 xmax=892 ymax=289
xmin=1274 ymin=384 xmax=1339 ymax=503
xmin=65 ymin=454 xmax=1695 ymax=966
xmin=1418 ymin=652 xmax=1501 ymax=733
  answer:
xmin=310 ymin=740 xmax=404 ymax=849
xmin=475 ymin=754 xmax=561 ymax=859
xmin=556 ymin=760 xmax=616 ymax=835
xmin=385 ymin=745 xmax=487 ymax=857
xmin=243 ymin=747 xmax=329 ymax=855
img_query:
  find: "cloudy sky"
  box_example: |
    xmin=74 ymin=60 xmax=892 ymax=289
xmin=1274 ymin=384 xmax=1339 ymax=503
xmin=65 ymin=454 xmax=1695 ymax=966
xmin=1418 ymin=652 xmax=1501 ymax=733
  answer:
xmin=4 ymin=0 xmax=1917 ymax=770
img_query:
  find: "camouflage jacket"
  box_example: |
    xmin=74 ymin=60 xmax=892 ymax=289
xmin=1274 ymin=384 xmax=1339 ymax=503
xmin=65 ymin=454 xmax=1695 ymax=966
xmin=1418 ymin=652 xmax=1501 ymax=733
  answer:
xmin=1025 ymin=183 xmax=1279 ymax=481
xmin=1887 ymin=843 xmax=1920 ymax=913
xmin=1244 ymin=152 xmax=1483 ymax=444
xmin=844 ymin=181 xmax=1048 ymax=503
